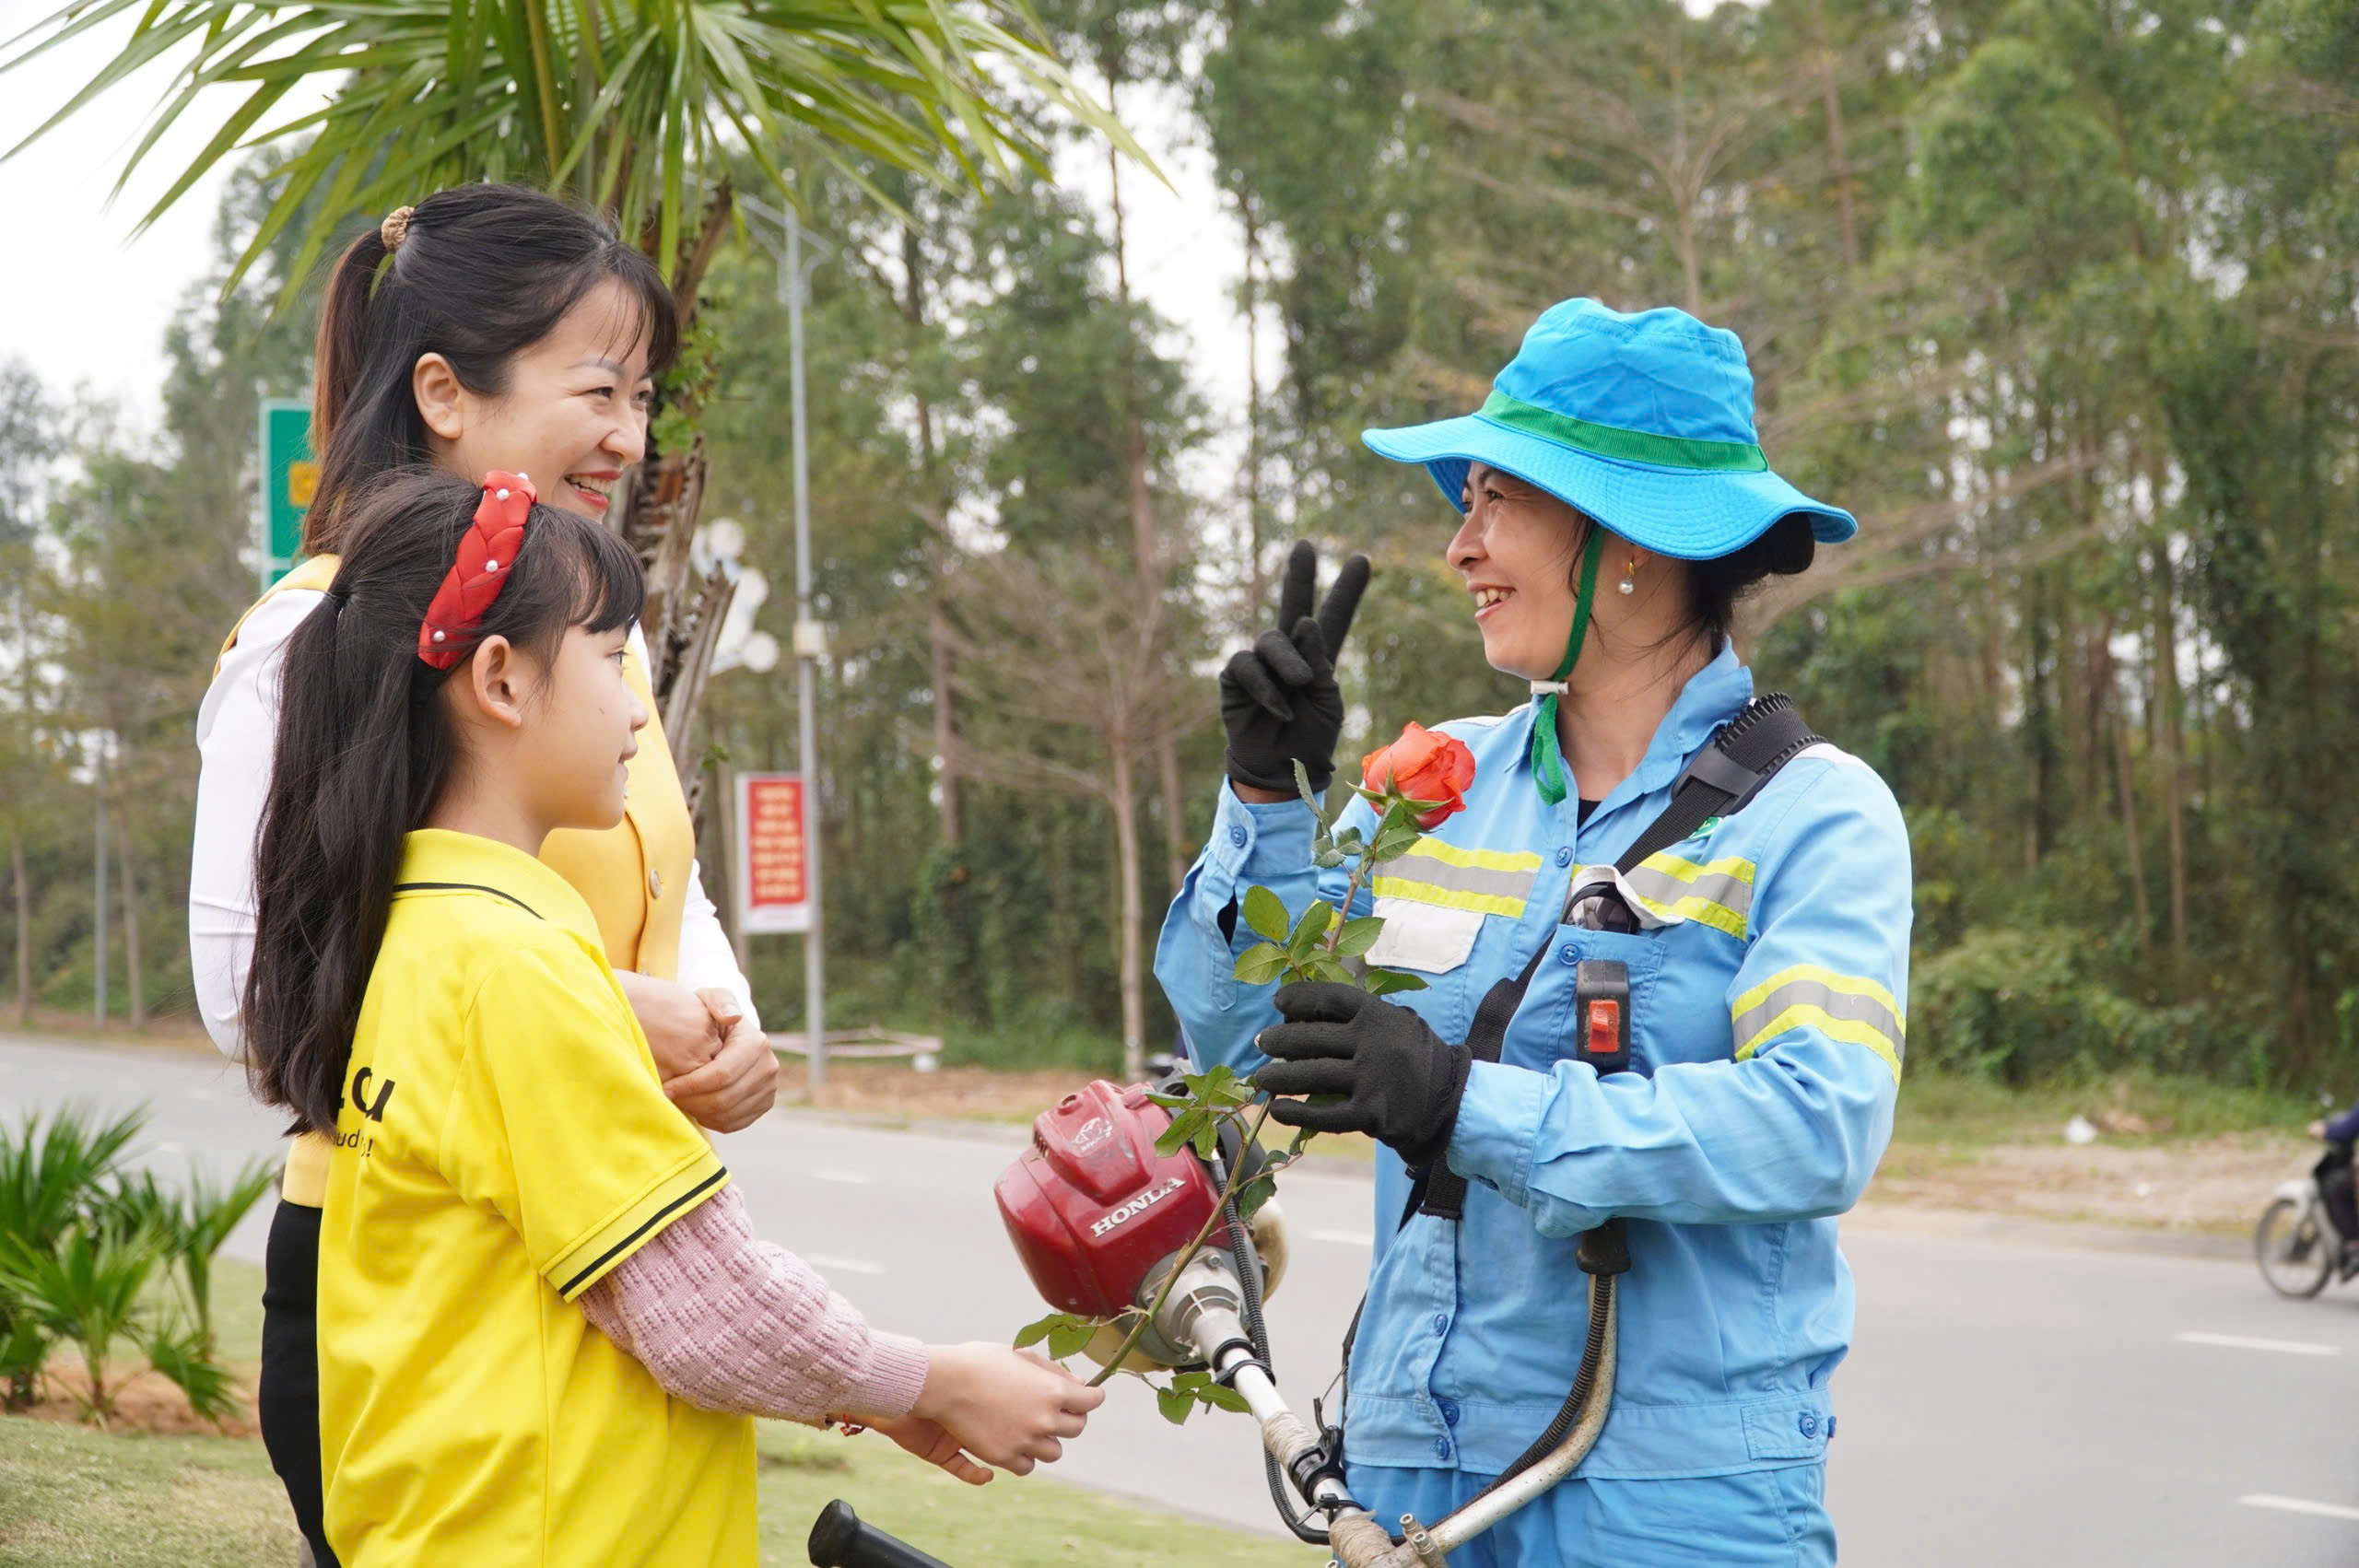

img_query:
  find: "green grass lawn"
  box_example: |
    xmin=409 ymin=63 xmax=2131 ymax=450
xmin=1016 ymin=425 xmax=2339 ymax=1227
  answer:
xmin=8 ymin=1264 xmax=1311 ymax=1568
xmin=0 ymin=1415 xmax=1314 ymax=1568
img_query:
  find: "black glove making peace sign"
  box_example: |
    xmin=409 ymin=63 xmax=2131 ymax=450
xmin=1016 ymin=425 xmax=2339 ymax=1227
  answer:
xmin=1221 ymin=541 xmax=1371 ymax=793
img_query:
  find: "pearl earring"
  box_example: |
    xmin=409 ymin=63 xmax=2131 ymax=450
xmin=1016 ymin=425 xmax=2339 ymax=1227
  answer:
xmin=1618 ymin=557 xmax=1638 ymax=596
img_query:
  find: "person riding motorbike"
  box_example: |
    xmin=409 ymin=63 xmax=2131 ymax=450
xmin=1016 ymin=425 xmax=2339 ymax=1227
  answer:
xmin=2304 ymin=1098 xmax=2359 ymax=1266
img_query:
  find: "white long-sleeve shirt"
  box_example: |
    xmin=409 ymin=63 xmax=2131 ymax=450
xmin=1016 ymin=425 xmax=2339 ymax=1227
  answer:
xmin=190 ymin=590 xmax=757 ymax=1061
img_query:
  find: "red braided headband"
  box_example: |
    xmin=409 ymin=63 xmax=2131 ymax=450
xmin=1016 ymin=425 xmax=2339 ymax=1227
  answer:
xmin=418 ymin=472 xmax=534 ymax=669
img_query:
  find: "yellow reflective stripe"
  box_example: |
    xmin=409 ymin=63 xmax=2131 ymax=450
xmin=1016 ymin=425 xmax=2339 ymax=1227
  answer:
xmin=1402 ymin=837 xmax=1543 ymax=875
xmin=1731 ymin=964 xmax=1900 ymax=1024
xmin=1731 ymin=964 xmax=1906 ymax=1082
xmin=1733 ymin=1004 xmax=1903 ymax=1082
xmin=1625 ymin=852 xmax=1755 ymax=939
xmin=1368 ymin=877 xmax=1525 ymax=919
xmin=1371 ymin=837 xmax=1536 ymax=919
xmin=1639 ymin=852 xmax=1755 ymax=888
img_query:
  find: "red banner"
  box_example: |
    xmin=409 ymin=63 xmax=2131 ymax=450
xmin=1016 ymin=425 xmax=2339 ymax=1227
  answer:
xmin=737 ymin=772 xmax=811 ymax=933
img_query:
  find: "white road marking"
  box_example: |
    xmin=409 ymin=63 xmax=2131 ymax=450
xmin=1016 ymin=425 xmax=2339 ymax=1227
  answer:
xmin=1309 ymin=1227 xmax=1373 ymax=1246
xmin=807 ymin=1254 xmax=886 ymax=1276
xmin=2176 ymin=1330 xmax=2341 ymax=1357
xmin=2239 ymin=1494 xmax=2359 ymax=1523
xmin=810 ymin=1168 xmax=873 ymax=1185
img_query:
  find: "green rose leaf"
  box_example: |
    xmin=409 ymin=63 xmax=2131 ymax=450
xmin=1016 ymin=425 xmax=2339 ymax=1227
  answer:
xmin=1241 ymin=885 xmax=1290 ymax=944
xmin=1287 ymin=901 xmax=1334 ymax=958
xmin=1370 ymin=822 xmax=1424 ymax=860
xmin=1187 ymin=1064 xmax=1239 ymax=1098
xmin=1155 ymin=1107 xmax=1205 ymax=1156
xmin=1306 ymin=953 xmax=1356 ymax=986
xmin=1363 ymin=967 xmax=1430 ymax=996
xmin=1015 ymin=1311 xmax=1095 ymax=1352
xmin=1236 ymin=1170 xmax=1278 ymax=1223
xmin=1192 ymin=1119 xmax=1221 ymax=1160
xmin=1332 ymin=825 xmax=1367 ymax=854
xmin=1333 ymin=916 xmax=1386 ymax=957
xmin=1313 ymin=846 xmax=1348 ymax=869
xmin=1233 ymin=943 xmax=1289 ymax=986
xmin=1156 ymin=1383 xmax=1197 ymax=1425
xmin=1292 ymin=758 xmax=1327 ymax=819
xmin=1197 ymin=1382 xmax=1250 ymax=1414
xmin=1046 ymin=1320 xmax=1098 ymax=1361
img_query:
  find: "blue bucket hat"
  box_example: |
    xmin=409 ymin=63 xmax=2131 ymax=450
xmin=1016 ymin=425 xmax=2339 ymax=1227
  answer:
xmin=1362 ymin=298 xmax=1855 ymax=557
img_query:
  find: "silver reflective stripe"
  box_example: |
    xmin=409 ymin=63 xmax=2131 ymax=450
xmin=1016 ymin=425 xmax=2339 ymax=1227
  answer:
xmin=1624 ymin=861 xmax=1753 ymax=929
xmin=1732 ymin=980 xmax=1906 ymax=1063
xmin=1383 ymin=855 xmax=1534 ymax=904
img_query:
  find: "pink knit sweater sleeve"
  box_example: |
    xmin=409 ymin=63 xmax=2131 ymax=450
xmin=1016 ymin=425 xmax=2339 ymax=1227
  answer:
xmin=579 ymin=1182 xmax=931 ymax=1422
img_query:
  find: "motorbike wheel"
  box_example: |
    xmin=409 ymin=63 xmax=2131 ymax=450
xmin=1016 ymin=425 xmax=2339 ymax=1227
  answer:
xmin=2256 ymin=1197 xmax=2334 ymax=1299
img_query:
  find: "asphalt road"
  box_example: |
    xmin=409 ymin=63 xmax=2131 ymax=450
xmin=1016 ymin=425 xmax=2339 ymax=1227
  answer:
xmin=5 ymin=1035 xmax=2356 ymax=1567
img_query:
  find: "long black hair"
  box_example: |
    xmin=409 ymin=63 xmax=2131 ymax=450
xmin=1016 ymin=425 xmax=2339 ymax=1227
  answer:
xmin=308 ymin=184 xmax=677 ymax=553
xmin=244 ymin=468 xmax=645 ymax=1132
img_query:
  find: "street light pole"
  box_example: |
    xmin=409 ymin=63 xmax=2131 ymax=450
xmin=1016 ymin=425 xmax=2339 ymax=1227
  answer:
xmin=743 ymin=194 xmax=832 ymax=1092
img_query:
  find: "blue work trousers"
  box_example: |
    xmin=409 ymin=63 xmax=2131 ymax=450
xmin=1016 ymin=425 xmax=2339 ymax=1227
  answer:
xmin=1345 ymin=1460 xmax=1835 ymax=1568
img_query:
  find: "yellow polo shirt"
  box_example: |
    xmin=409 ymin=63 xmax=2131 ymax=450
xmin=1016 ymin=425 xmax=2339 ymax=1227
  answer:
xmin=318 ymin=829 xmax=755 ymax=1567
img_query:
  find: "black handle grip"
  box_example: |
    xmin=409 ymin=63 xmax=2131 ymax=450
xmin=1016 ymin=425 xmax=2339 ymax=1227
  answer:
xmin=808 ymin=1500 xmax=956 ymax=1568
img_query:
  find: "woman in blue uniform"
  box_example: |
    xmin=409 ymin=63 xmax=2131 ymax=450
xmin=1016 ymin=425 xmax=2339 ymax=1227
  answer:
xmin=1156 ymin=298 xmax=1910 ymax=1566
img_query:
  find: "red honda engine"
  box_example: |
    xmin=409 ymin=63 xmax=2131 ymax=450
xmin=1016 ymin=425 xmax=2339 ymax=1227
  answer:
xmin=995 ymin=1079 xmax=1233 ymax=1322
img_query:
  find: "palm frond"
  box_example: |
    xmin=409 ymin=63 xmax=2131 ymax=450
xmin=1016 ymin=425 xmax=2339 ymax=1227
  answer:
xmin=0 ymin=0 xmax=1147 ymax=296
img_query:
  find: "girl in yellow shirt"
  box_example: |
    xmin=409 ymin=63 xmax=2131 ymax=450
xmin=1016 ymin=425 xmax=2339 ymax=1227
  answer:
xmin=241 ymin=467 xmax=1100 ymax=1566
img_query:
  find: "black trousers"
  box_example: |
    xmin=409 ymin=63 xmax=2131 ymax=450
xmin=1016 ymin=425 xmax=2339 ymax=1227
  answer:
xmin=260 ymin=1199 xmax=341 ymax=1568
xmin=2323 ymin=1157 xmax=2359 ymax=1251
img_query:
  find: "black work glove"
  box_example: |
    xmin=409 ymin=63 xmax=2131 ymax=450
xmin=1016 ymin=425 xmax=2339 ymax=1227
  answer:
xmin=1221 ymin=541 xmax=1370 ymax=793
xmin=1255 ymin=982 xmax=1472 ymax=1170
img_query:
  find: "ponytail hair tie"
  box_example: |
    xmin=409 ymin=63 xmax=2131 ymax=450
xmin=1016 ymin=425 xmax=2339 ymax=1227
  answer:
xmin=380 ymin=205 xmax=415 ymax=252
xmin=418 ymin=473 xmax=534 ymax=669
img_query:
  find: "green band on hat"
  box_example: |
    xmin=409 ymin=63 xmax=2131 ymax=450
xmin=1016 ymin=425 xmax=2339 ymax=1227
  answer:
xmin=1478 ymin=391 xmax=1768 ymax=473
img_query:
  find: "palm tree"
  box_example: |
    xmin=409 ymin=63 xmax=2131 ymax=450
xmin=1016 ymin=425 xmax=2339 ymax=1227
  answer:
xmin=0 ymin=0 xmax=1138 ymax=795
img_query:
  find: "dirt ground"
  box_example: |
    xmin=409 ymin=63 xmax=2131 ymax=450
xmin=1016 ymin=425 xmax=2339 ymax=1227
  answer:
xmin=16 ymin=1363 xmax=257 ymax=1437
xmin=1869 ymin=1131 xmax=2310 ymax=1235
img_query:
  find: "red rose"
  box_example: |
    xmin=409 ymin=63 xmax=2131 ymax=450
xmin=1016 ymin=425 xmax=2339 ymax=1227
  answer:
xmin=1360 ymin=721 xmax=1476 ymax=828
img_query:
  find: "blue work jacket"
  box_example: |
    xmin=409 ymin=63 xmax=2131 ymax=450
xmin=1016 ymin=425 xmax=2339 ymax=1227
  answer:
xmin=1154 ymin=648 xmax=1910 ymax=1480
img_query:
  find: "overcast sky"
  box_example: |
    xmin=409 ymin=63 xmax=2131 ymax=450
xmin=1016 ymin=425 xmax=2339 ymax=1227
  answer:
xmin=0 ymin=0 xmax=1268 ymax=465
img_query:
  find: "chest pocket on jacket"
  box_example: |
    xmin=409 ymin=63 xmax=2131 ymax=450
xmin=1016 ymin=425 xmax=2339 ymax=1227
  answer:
xmin=1512 ymin=927 xmax=1671 ymax=1075
xmin=1364 ymin=838 xmax=1541 ymax=975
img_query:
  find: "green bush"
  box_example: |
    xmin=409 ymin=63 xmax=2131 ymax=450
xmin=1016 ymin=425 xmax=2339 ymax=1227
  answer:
xmin=0 ymin=1106 xmax=264 ymax=1423
xmin=1909 ymin=925 xmax=2199 ymax=1083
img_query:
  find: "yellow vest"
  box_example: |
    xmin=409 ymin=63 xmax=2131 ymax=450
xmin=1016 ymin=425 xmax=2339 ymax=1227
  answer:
xmin=221 ymin=555 xmax=699 ymax=1206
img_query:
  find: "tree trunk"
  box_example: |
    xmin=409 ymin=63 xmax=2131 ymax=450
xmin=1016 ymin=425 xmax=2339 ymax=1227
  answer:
xmin=2150 ymin=527 xmax=2189 ymax=991
xmin=1109 ymin=744 xmax=1146 ymax=1082
xmin=2098 ymin=627 xmax=2153 ymax=966
xmin=117 ymin=813 xmax=143 ymax=1030
xmin=1103 ymin=79 xmax=1191 ymax=892
xmin=11 ymin=832 xmax=28 ymax=1027
xmin=904 ymin=221 xmax=964 ymax=848
xmin=1810 ymin=0 xmax=1860 ymax=271
xmin=622 ymin=182 xmax=744 ymax=816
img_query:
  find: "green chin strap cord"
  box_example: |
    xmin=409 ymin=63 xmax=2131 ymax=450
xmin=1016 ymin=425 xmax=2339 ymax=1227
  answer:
xmin=1527 ymin=527 xmax=1606 ymax=805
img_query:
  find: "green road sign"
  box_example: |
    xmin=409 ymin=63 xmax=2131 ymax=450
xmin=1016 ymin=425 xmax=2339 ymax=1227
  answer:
xmin=258 ymin=397 xmax=316 ymax=589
